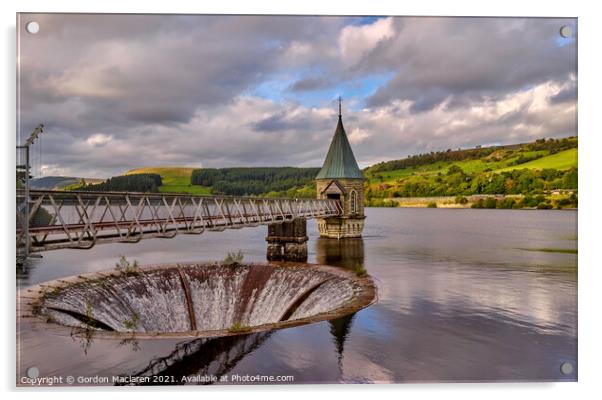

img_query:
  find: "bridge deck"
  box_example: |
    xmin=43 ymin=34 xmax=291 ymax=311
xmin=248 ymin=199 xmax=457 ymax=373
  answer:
xmin=17 ymin=190 xmax=342 ymax=252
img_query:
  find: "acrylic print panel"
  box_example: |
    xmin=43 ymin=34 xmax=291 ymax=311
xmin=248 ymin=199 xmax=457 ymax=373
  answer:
xmin=16 ymin=14 xmax=577 ymax=386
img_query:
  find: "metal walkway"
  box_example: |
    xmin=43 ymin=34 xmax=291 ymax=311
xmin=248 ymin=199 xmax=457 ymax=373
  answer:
xmin=16 ymin=190 xmax=342 ymax=252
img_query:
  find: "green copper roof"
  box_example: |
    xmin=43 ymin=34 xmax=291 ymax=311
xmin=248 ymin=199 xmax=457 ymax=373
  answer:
xmin=316 ymin=115 xmax=364 ymax=180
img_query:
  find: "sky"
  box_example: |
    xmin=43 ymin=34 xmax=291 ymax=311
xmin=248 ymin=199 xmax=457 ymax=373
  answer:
xmin=18 ymin=14 xmax=577 ymax=178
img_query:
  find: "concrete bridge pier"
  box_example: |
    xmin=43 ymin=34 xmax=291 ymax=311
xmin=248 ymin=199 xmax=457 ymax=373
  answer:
xmin=266 ymin=218 xmax=308 ymax=262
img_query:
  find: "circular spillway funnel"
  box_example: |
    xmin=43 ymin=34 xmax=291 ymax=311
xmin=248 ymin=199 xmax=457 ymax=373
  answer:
xmin=19 ymin=262 xmax=376 ymax=339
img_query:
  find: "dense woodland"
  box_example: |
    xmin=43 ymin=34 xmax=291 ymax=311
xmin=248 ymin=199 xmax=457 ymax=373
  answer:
xmin=76 ymin=173 xmax=163 ymax=192
xmin=191 ymin=167 xmax=320 ymax=196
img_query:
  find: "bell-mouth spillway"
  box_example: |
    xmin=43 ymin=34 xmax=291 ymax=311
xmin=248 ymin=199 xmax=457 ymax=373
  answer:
xmin=19 ymin=262 xmax=376 ymax=339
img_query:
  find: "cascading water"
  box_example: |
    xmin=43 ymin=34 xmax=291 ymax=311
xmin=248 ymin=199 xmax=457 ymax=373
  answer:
xmin=22 ymin=262 xmax=375 ymax=338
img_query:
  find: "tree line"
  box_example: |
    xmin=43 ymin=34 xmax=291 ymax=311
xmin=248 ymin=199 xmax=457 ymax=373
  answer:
xmin=76 ymin=173 xmax=163 ymax=192
xmin=367 ymin=167 xmax=578 ymax=199
xmin=191 ymin=167 xmax=320 ymax=196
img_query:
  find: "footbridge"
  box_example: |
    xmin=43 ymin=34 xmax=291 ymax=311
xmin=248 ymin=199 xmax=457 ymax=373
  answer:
xmin=16 ymin=100 xmax=366 ymax=263
xmin=16 ymin=190 xmax=342 ymax=256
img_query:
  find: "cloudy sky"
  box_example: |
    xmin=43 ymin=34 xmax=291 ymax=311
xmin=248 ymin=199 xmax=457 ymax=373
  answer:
xmin=18 ymin=14 xmax=576 ymax=178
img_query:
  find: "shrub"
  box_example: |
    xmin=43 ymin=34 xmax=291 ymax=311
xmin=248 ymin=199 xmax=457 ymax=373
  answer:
xmin=497 ymin=197 xmax=515 ymax=209
xmin=510 ymin=153 xmax=544 ymax=166
xmin=427 ymin=202 xmax=438 ymax=208
xmin=223 ymin=250 xmax=244 ymax=266
xmin=115 ymin=256 xmax=141 ymax=275
xmin=562 ymin=168 xmax=577 ymax=189
xmin=455 ymin=196 xmax=468 ymax=205
xmin=537 ymin=202 xmax=553 ymax=210
xmin=353 ymin=263 xmax=367 ymax=277
xmin=228 ymin=322 xmax=252 ymax=333
xmin=512 ymin=200 xmax=524 ymax=209
xmin=557 ymin=197 xmax=571 ymax=207
xmin=521 ymin=195 xmax=539 ymax=208
xmin=484 ymin=197 xmax=498 ymax=209
xmin=447 ymin=165 xmax=465 ymax=176
xmin=471 ymin=199 xmax=485 ymax=209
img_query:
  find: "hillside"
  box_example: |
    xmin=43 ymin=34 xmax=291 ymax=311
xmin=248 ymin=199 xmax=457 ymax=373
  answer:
xmin=29 ymin=176 xmax=105 ymax=190
xmin=125 ymin=166 xmax=318 ymax=197
xmin=365 ymin=148 xmax=576 ymax=184
xmin=126 ymin=167 xmax=211 ymax=195
xmin=60 ymin=137 xmax=577 ymax=209
xmin=362 ymin=136 xmax=577 ymax=208
xmin=366 ymin=136 xmax=576 ymax=175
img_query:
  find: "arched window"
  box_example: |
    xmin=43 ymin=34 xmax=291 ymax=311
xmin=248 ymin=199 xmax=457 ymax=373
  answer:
xmin=350 ymin=190 xmax=358 ymax=214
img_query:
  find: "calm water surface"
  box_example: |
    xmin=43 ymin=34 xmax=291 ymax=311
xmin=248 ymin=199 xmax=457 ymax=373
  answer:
xmin=17 ymin=208 xmax=577 ymax=384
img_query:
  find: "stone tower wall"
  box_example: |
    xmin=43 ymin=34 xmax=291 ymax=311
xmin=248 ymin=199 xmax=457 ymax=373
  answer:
xmin=316 ymin=178 xmax=365 ymax=238
xmin=316 ymin=178 xmax=365 ymax=217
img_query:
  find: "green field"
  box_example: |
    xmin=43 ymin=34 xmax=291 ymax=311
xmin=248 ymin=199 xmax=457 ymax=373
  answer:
xmin=367 ymin=147 xmax=577 ymax=186
xmin=126 ymin=167 xmax=211 ymax=195
xmin=495 ymin=148 xmax=577 ymax=172
xmin=362 ymin=137 xmax=577 ymax=205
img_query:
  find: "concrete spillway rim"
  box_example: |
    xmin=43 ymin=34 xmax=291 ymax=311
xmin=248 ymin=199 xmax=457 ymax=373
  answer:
xmin=18 ymin=261 xmax=377 ymax=340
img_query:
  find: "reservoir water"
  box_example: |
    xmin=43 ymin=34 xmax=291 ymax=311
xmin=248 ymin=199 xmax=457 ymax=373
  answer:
xmin=17 ymin=208 xmax=577 ymax=384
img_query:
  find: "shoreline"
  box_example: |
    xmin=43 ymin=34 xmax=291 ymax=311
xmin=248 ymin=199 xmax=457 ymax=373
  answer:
xmin=366 ymin=194 xmax=578 ymax=210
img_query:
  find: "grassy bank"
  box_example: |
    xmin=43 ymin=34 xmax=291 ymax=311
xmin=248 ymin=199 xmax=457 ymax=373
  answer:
xmin=370 ymin=192 xmax=577 ymax=209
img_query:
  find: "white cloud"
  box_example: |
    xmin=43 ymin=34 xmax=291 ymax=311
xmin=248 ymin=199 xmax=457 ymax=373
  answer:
xmin=339 ymin=18 xmax=395 ymax=65
xmin=86 ymin=133 xmax=113 ymax=147
xmin=349 ymin=79 xmax=577 ymax=164
xmin=348 ymin=127 xmax=371 ymax=144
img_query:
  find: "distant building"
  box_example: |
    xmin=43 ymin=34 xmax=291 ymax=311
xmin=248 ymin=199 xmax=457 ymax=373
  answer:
xmin=315 ymin=100 xmax=365 ymax=238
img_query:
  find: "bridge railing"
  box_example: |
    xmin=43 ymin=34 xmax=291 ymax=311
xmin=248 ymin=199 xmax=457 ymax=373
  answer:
xmin=16 ymin=190 xmax=342 ymax=252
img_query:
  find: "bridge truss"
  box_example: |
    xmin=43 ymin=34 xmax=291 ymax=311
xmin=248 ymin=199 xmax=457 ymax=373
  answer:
xmin=16 ymin=190 xmax=342 ymax=253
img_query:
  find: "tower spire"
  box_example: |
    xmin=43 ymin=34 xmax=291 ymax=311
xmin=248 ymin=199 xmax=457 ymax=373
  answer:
xmin=338 ymin=96 xmax=342 ymax=117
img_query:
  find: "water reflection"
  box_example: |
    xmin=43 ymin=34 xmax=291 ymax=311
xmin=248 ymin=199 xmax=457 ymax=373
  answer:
xmin=316 ymin=237 xmax=364 ymax=271
xmin=116 ymin=333 xmax=272 ymax=385
xmin=17 ymin=209 xmax=577 ymax=383
xmin=329 ymin=314 xmax=356 ymax=368
xmin=316 ymin=237 xmax=365 ymax=370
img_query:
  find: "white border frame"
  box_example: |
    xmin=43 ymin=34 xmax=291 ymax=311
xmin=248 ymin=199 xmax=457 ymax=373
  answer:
xmin=2 ymin=1 xmax=600 ymax=399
